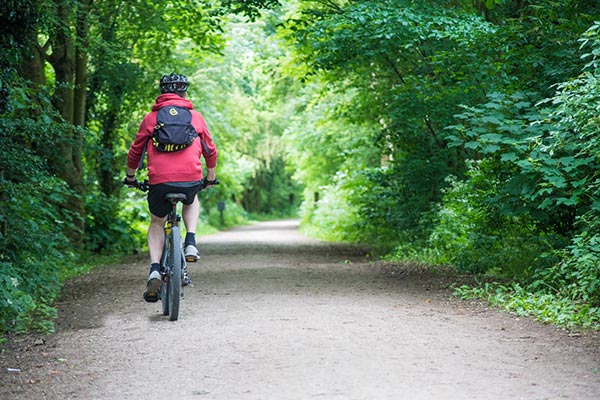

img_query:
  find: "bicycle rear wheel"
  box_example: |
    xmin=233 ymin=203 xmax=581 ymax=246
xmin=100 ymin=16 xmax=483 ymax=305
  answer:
xmin=168 ymin=226 xmax=182 ymax=321
xmin=161 ymin=281 xmax=169 ymax=316
xmin=160 ymin=241 xmax=169 ymax=316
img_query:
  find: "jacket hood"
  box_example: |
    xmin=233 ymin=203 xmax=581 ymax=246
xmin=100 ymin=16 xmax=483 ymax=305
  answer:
xmin=151 ymin=93 xmax=193 ymax=111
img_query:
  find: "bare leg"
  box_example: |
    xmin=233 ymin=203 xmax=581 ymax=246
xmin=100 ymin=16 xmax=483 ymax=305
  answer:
xmin=182 ymin=196 xmax=200 ymax=264
xmin=144 ymin=213 xmax=167 ymax=302
xmin=148 ymin=213 xmax=167 ymax=264
xmin=182 ymin=195 xmax=200 ymax=236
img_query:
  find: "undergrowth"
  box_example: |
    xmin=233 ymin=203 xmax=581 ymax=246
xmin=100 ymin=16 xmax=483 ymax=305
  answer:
xmin=454 ymin=282 xmax=600 ymax=330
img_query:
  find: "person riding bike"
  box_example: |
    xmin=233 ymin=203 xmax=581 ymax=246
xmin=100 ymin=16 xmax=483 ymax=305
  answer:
xmin=124 ymin=73 xmax=218 ymax=303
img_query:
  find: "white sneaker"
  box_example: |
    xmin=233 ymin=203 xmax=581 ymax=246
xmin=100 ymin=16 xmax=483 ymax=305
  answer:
xmin=143 ymin=270 xmax=161 ymax=303
xmin=147 ymin=270 xmax=161 ymax=282
xmin=184 ymin=245 xmax=200 ymax=262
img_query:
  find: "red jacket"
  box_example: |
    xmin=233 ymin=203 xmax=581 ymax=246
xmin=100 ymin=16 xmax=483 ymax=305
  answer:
xmin=127 ymin=93 xmax=218 ymax=185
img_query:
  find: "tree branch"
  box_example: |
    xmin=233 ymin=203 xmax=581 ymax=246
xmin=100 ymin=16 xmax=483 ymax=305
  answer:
xmin=381 ymin=52 xmax=405 ymax=84
xmin=315 ymin=0 xmax=344 ymax=13
xmin=425 ymin=116 xmax=446 ymax=151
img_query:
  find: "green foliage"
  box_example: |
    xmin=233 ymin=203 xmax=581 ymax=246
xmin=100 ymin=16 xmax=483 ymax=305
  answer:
xmin=285 ymin=1 xmax=594 ymax=250
xmin=204 ymin=199 xmax=250 ymax=229
xmin=304 ymin=172 xmax=362 ymax=243
xmin=279 ymin=0 xmax=600 ymax=328
xmin=430 ymin=93 xmax=564 ymax=279
xmin=1 ymin=1 xmax=297 ymax=336
xmin=0 ymin=263 xmax=58 ymax=334
xmin=220 ymin=0 xmax=281 ymax=21
xmin=84 ymin=190 xmax=147 ymax=254
xmin=306 ymin=167 xmax=416 ymax=248
xmin=241 ymin=157 xmax=301 ymax=215
xmin=528 ymin=49 xmax=600 ymax=218
xmin=0 ymin=168 xmax=73 ymax=334
xmin=428 ymin=168 xmax=560 ymax=276
xmin=519 ymin=23 xmax=600 ymax=307
xmin=454 ymin=283 xmax=600 ymax=330
xmin=0 ymin=3 xmax=61 ymax=334
xmin=487 ymin=0 xmax=599 ymax=96
xmin=5 ymin=0 xmax=600 ymax=334
xmin=281 ymin=0 xmax=503 ymax=244
xmin=542 ymin=225 xmax=600 ymax=306
xmin=427 ymin=18 xmax=600 ymax=326
xmin=192 ymin=15 xmax=302 ymax=218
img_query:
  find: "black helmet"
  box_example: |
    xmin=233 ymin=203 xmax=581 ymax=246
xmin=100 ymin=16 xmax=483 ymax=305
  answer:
xmin=159 ymin=73 xmax=189 ymax=93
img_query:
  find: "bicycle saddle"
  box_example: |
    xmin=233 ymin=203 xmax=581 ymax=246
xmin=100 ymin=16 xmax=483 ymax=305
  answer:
xmin=165 ymin=193 xmax=187 ymax=202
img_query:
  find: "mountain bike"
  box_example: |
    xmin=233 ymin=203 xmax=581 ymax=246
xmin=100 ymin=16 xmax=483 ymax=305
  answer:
xmin=131 ymin=178 xmax=218 ymax=321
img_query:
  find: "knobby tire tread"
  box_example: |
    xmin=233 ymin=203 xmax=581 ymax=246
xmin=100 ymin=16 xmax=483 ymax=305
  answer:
xmin=169 ymin=226 xmax=182 ymax=321
xmin=161 ymin=240 xmax=169 ymax=316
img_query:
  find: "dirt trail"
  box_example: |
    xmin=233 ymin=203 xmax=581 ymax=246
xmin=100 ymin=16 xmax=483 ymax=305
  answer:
xmin=1 ymin=220 xmax=600 ymax=400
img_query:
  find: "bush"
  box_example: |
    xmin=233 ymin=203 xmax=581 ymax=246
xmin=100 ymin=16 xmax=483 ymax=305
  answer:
xmin=305 ymin=179 xmax=361 ymax=243
xmin=0 ymin=176 xmax=74 ymax=333
xmin=204 ymin=200 xmax=249 ymax=229
xmin=85 ymin=189 xmax=148 ymax=254
xmin=302 ymin=168 xmax=402 ymax=247
xmin=433 ymin=23 xmax=600 ymax=328
xmin=454 ymin=282 xmax=600 ymax=330
xmin=427 ymin=168 xmax=561 ymax=277
xmin=0 ymin=74 xmax=78 ymax=334
xmin=533 ymin=215 xmax=600 ymax=306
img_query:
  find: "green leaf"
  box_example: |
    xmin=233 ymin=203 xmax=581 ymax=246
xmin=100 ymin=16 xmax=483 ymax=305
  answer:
xmin=480 ymin=115 xmax=502 ymax=125
xmin=501 ymin=152 xmax=519 ymax=162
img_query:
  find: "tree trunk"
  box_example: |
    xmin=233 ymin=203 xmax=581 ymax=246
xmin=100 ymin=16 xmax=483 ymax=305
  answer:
xmin=74 ymin=0 xmax=91 ymax=127
xmin=46 ymin=0 xmax=85 ymax=244
xmin=100 ymin=109 xmax=118 ymax=196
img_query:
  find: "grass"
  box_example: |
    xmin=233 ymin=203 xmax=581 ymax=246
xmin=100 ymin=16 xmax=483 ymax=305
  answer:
xmin=454 ymin=282 xmax=600 ymax=331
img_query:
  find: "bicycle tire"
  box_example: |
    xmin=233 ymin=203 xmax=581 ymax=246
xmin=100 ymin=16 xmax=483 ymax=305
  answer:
xmin=160 ymin=240 xmax=169 ymax=316
xmin=161 ymin=280 xmax=169 ymax=316
xmin=168 ymin=226 xmax=182 ymax=321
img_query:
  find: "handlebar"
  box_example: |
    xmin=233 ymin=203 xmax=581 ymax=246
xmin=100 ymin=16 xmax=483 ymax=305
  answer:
xmin=135 ymin=179 xmax=150 ymax=192
xmin=124 ymin=178 xmax=219 ymax=192
xmin=201 ymin=178 xmax=220 ymax=190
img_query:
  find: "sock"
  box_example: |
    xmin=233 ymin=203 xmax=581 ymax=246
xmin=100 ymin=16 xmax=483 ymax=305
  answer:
xmin=185 ymin=232 xmax=196 ymax=247
xmin=150 ymin=263 xmax=160 ymax=273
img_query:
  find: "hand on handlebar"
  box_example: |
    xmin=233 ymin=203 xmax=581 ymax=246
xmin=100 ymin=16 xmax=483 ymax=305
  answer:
xmin=123 ymin=177 xmax=149 ymax=192
xmin=123 ymin=176 xmax=139 ymax=188
xmin=201 ymin=177 xmax=220 ymax=190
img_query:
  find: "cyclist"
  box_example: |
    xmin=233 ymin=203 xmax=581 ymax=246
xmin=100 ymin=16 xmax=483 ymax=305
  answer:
xmin=124 ymin=73 xmax=218 ymax=303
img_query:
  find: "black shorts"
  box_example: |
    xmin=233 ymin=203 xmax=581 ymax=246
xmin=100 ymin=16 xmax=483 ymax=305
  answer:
xmin=148 ymin=181 xmax=203 ymax=218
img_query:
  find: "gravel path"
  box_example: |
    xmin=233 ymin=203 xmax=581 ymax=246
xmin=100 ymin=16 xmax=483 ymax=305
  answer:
xmin=1 ymin=220 xmax=599 ymax=399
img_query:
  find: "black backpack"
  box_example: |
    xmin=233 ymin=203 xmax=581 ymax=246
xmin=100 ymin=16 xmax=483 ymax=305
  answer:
xmin=151 ymin=106 xmax=197 ymax=152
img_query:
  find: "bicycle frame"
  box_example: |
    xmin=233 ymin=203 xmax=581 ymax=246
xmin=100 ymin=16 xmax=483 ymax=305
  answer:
xmin=160 ymin=193 xmax=187 ymax=321
xmin=130 ymin=177 xmax=219 ymax=321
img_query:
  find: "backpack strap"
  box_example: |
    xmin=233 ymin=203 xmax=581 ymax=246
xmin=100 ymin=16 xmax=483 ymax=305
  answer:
xmin=137 ymin=143 xmax=147 ymax=170
xmin=200 ymin=137 xmax=211 ymax=156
